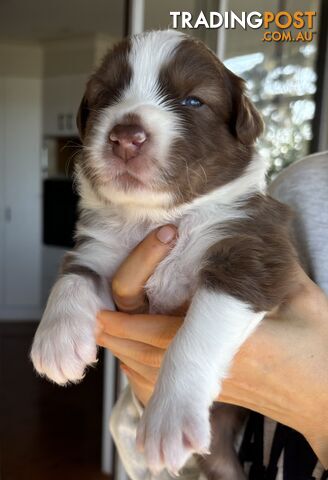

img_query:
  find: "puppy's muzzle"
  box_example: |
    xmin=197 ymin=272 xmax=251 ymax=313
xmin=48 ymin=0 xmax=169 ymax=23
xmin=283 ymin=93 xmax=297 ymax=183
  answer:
xmin=109 ymin=124 xmax=147 ymax=162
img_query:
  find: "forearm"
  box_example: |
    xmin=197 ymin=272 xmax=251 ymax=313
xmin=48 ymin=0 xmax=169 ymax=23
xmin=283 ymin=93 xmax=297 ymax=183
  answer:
xmin=220 ymin=280 xmax=328 ymax=467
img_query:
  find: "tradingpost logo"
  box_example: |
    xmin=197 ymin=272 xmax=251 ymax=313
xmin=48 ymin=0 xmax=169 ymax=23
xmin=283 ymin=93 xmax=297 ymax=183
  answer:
xmin=170 ymin=11 xmax=317 ymax=43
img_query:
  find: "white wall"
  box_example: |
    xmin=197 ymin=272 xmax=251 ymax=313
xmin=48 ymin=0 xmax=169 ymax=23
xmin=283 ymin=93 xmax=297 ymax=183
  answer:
xmin=0 ymin=43 xmax=43 ymax=320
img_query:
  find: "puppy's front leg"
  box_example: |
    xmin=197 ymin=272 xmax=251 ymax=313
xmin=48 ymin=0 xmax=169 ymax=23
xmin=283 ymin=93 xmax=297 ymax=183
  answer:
xmin=31 ymin=263 xmax=114 ymax=385
xmin=137 ymin=289 xmax=264 ymax=475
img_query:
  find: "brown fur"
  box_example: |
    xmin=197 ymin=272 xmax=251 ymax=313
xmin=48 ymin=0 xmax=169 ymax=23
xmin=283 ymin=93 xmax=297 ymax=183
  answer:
xmin=76 ymin=39 xmax=132 ymax=151
xmin=198 ymin=404 xmax=247 ymax=480
xmin=76 ymin=37 xmax=132 ymax=142
xmin=200 ymin=194 xmax=298 ymax=312
xmin=60 ymin=252 xmax=101 ymax=288
xmin=76 ymin=38 xmax=133 ymax=191
xmin=157 ymin=38 xmax=264 ymax=204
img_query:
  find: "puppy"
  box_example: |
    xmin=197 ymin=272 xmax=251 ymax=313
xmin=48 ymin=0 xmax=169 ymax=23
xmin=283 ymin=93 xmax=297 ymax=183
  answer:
xmin=31 ymin=30 xmax=297 ymax=478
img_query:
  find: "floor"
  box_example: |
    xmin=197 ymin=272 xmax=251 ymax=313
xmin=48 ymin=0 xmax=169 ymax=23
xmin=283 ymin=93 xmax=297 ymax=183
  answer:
xmin=0 ymin=321 xmax=110 ymax=480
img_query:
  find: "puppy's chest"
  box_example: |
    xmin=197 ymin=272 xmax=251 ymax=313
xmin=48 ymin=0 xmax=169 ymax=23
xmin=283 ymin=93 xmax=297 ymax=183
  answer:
xmin=145 ymin=232 xmax=198 ymax=314
xmin=92 ymin=204 xmax=241 ymax=312
xmin=145 ymin=221 xmax=222 ymax=314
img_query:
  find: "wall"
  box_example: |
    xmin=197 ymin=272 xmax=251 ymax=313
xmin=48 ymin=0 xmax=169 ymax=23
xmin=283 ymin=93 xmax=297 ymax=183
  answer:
xmin=0 ymin=43 xmax=43 ymax=319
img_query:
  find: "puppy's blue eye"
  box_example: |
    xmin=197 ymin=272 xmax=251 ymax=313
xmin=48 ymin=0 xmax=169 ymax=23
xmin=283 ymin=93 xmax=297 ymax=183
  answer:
xmin=180 ymin=96 xmax=203 ymax=107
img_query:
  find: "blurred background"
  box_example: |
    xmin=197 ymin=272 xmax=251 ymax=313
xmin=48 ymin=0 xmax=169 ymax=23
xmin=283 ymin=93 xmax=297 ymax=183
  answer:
xmin=0 ymin=0 xmax=326 ymax=479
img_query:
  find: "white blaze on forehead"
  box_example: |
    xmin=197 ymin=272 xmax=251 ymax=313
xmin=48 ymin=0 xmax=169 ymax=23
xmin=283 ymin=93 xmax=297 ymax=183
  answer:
xmin=86 ymin=30 xmax=185 ymax=209
xmin=125 ymin=30 xmax=185 ymax=105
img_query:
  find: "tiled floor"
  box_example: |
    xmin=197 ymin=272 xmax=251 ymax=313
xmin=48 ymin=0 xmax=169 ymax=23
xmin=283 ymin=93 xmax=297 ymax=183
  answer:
xmin=0 ymin=321 xmax=110 ymax=480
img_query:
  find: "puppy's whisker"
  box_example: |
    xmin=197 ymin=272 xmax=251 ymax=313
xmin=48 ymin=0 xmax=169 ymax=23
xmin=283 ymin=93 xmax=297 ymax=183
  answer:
xmin=182 ymin=158 xmax=194 ymax=196
xmin=65 ymin=149 xmax=82 ymax=177
xmin=199 ymin=165 xmax=208 ymax=185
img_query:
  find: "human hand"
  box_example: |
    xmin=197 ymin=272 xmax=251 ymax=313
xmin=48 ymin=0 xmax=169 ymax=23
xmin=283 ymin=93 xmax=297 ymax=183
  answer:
xmin=96 ymin=226 xmax=328 ymax=467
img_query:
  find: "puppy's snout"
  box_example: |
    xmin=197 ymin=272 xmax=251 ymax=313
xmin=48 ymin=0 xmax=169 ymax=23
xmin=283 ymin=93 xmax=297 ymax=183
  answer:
xmin=109 ymin=124 xmax=147 ymax=162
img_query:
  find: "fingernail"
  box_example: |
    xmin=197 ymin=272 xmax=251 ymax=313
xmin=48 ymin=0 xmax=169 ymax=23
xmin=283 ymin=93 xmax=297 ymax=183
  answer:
xmin=156 ymin=225 xmax=176 ymax=244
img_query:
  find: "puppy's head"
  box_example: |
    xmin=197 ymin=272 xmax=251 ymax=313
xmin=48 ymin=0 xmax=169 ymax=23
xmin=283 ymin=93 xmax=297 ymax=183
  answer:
xmin=77 ymin=30 xmax=263 ymax=208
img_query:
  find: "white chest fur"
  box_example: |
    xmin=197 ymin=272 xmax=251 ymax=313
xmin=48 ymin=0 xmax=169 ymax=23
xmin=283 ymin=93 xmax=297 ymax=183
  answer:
xmin=76 ymin=157 xmax=266 ymax=312
xmin=75 ymin=198 xmax=247 ymax=314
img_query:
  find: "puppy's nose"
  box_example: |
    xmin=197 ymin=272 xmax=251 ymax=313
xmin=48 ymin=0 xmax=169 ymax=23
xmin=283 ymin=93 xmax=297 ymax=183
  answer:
xmin=109 ymin=124 xmax=147 ymax=161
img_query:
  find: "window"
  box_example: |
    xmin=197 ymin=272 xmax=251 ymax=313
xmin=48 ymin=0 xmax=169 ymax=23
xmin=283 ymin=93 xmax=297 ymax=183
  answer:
xmin=224 ymin=0 xmax=320 ymax=177
xmin=143 ymin=0 xmax=321 ymax=177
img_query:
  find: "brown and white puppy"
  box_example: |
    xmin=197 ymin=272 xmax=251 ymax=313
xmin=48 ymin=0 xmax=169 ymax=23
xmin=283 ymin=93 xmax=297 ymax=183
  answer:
xmin=31 ymin=30 xmax=297 ymax=478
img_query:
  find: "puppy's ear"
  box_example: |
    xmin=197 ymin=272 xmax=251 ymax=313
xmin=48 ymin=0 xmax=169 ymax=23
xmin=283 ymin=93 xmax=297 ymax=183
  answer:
xmin=76 ymin=94 xmax=89 ymax=141
xmin=228 ymin=72 xmax=264 ymax=146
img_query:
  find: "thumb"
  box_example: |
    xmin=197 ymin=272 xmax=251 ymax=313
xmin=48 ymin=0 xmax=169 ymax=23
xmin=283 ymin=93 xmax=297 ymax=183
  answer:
xmin=112 ymin=225 xmax=177 ymax=313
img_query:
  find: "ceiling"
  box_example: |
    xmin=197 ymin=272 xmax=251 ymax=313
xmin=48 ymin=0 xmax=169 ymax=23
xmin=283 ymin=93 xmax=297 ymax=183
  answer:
xmin=0 ymin=0 xmax=125 ymax=43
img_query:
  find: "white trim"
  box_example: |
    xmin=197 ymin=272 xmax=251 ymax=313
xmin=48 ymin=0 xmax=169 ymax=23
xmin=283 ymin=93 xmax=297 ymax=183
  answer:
xmin=96 ymin=0 xmax=151 ymax=445
xmin=216 ymin=0 xmax=228 ymax=60
xmin=101 ymin=350 xmax=117 ymax=475
xmin=114 ymin=369 xmax=130 ymax=480
xmin=129 ymin=0 xmax=145 ymax=35
xmin=318 ymin=36 xmax=328 ymax=151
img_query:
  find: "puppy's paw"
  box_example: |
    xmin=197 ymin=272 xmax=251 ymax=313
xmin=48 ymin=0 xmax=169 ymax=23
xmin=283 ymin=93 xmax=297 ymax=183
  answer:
xmin=31 ymin=316 xmax=97 ymax=385
xmin=136 ymin=393 xmax=211 ymax=476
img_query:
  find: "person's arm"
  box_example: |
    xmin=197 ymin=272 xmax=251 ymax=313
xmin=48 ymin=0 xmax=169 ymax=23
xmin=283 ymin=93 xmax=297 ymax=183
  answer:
xmin=96 ymin=227 xmax=328 ymax=468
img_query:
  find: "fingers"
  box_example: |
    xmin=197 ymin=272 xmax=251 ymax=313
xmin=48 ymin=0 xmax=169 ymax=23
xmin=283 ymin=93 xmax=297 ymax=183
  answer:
xmin=118 ymin=354 xmax=159 ymax=383
xmin=96 ymin=331 xmax=165 ymax=368
xmin=112 ymin=225 xmax=177 ymax=313
xmin=97 ymin=311 xmax=183 ymax=349
xmin=121 ymin=365 xmax=154 ymax=406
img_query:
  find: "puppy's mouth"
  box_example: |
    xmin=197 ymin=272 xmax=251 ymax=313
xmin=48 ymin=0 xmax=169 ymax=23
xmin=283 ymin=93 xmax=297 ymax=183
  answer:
xmin=101 ymin=140 xmax=161 ymax=191
xmin=97 ymin=149 xmax=165 ymax=194
xmin=114 ymin=171 xmax=146 ymax=190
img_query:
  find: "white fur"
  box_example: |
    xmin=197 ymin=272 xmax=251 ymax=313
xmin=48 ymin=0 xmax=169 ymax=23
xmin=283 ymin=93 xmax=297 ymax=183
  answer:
xmin=98 ymin=182 xmax=174 ymax=210
xmin=31 ymin=274 xmax=113 ymax=385
xmin=137 ymin=291 xmax=265 ymax=474
xmin=128 ymin=30 xmax=184 ymax=106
